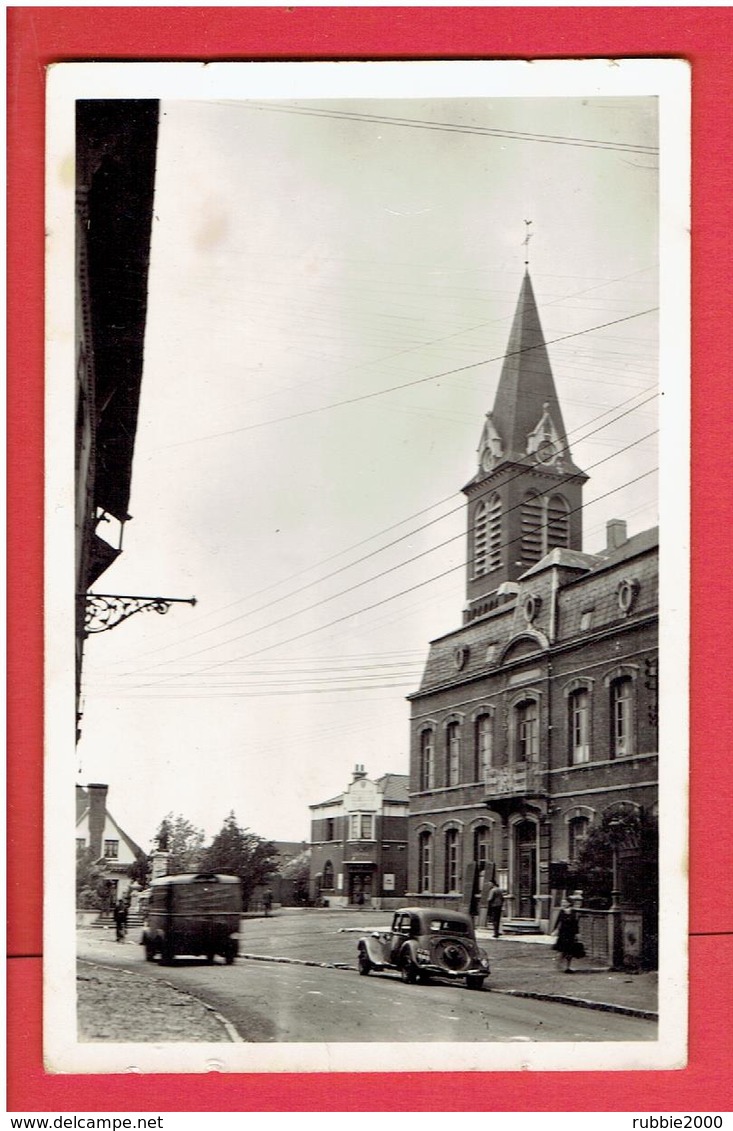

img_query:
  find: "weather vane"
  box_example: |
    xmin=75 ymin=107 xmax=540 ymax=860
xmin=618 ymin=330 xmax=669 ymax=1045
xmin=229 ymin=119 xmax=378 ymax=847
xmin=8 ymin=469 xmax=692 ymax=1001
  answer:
xmin=523 ymin=219 xmax=533 ymax=267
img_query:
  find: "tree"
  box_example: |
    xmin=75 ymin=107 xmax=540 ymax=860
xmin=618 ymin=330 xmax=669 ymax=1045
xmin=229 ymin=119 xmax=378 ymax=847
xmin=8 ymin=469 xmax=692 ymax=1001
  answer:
xmin=280 ymin=851 xmax=312 ymax=905
xmin=571 ymin=807 xmax=658 ymax=910
xmin=154 ymin=812 xmax=205 ymax=873
xmin=202 ymin=812 xmax=279 ymax=910
xmin=127 ymin=851 xmax=150 ymax=888
xmin=76 ymin=848 xmax=112 ymax=910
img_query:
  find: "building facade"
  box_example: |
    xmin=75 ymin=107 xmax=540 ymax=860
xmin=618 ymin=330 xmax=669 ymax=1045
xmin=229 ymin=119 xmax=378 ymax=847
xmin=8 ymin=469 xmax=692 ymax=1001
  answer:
xmin=76 ymin=783 xmax=145 ymax=905
xmin=310 ymin=766 xmax=409 ymax=908
xmin=406 ymin=272 xmax=658 ymax=953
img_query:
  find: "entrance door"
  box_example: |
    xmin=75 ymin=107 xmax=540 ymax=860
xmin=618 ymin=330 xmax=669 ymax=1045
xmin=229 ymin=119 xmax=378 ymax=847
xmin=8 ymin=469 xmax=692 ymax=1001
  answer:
xmin=349 ymin=873 xmax=373 ymax=906
xmin=515 ymin=821 xmax=537 ymax=919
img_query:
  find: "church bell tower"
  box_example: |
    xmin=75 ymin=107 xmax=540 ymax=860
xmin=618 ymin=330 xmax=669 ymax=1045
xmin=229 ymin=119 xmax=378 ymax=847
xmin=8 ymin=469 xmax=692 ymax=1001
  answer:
xmin=463 ymin=271 xmax=588 ymax=621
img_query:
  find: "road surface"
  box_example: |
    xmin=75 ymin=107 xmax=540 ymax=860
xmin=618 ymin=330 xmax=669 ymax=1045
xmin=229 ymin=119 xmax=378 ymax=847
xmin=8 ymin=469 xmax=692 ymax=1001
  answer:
xmin=79 ymin=920 xmax=656 ymax=1044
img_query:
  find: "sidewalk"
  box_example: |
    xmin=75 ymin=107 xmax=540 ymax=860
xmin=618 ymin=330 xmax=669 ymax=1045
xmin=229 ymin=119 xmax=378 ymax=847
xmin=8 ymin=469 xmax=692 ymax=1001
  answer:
xmin=473 ymin=931 xmax=657 ymax=1018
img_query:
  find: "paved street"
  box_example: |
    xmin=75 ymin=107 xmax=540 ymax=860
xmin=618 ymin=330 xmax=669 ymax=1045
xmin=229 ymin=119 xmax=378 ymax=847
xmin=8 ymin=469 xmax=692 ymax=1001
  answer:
xmin=78 ymin=910 xmax=657 ymax=1043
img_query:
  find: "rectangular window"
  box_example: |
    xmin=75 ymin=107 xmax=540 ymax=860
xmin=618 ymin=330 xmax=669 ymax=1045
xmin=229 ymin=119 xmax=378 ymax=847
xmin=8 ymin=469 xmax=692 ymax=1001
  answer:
xmin=420 ymin=731 xmax=435 ymax=791
xmin=325 ymin=818 xmax=335 ymax=841
xmin=447 ymin=723 xmax=460 ymax=786
xmin=350 ymin=814 xmax=373 ymax=840
xmin=103 ymin=839 xmax=119 ymax=859
xmin=612 ymin=679 xmax=634 ymax=756
xmin=445 ymin=831 xmax=459 ymax=893
xmin=76 ymin=838 xmax=86 ymax=853
xmin=516 ymin=701 xmax=539 ymax=760
xmin=580 ymin=609 xmax=594 ymax=631
xmin=419 ymin=834 xmax=432 ymax=893
xmin=571 ymin=689 xmax=590 ymax=764
xmin=476 ymin=715 xmax=492 ymax=780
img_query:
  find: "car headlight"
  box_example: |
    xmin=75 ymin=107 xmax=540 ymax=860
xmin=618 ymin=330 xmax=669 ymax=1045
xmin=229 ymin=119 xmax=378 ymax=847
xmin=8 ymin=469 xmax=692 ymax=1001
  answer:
xmin=480 ymin=957 xmax=490 ymax=970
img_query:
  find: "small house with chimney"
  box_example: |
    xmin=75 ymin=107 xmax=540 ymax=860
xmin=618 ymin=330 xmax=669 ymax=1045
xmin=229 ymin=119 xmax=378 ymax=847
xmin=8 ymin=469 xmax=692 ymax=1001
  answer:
xmin=76 ymin=783 xmax=145 ymax=906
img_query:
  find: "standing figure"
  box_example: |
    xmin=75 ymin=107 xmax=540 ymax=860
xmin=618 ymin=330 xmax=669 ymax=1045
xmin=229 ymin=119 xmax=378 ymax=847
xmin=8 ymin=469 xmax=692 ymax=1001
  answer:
xmin=263 ymin=889 xmax=273 ymax=917
xmin=113 ymin=899 xmax=128 ymax=943
xmin=553 ymin=899 xmax=580 ymax=972
xmin=486 ymin=882 xmax=505 ymax=938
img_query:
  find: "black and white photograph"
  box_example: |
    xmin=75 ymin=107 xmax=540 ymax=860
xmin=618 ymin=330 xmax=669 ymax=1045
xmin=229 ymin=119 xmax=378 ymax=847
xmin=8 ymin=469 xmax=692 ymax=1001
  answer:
xmin=45 ymin=59 xmax=689 ymax=1074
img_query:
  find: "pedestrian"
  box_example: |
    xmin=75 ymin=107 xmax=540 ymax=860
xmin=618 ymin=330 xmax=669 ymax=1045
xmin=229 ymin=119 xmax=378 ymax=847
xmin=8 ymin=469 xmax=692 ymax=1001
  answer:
xmin=356 ymin=890 xmax=365 ymax=910
xmin=263 ymin=888 xmax=273 ymax=917
xmin=113 ymin=899 xmax=128 ymax=943
xmin=553 ymin=899 xmax=582 ymax=972
xmin=487 ymin=882 xmax=504 ymax=938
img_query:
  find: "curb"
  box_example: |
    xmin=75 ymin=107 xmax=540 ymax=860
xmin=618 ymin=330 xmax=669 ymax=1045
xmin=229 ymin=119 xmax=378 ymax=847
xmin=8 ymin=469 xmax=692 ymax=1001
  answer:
xmin=78 ymin=958 xmax=245 ymax=1042
xmin=490 ymin=986 xmax=657 ymax=1020
xmin=236 ymin=952 xmax=657 ymax=1019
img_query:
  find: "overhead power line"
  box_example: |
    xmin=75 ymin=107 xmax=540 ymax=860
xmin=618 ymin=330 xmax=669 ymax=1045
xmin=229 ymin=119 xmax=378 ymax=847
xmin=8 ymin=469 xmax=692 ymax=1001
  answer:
xmin=164 ymin=305 xmax=658 ymax=451
xmin=117 ymin=458 xmax=657 ymax=692
xmin=221 ymin=100 xmax=659 ymax=156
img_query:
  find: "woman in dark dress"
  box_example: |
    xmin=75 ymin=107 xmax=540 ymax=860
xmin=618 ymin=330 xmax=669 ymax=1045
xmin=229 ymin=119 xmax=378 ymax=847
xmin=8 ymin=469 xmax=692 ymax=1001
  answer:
xmin=553 ymin=900 xmax=580 ymax=972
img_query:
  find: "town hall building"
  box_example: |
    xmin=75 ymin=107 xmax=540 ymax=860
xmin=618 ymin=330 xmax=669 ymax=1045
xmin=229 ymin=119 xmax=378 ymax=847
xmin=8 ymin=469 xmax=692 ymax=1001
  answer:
xmin=406 ymin=271 xmax=658 ymax=952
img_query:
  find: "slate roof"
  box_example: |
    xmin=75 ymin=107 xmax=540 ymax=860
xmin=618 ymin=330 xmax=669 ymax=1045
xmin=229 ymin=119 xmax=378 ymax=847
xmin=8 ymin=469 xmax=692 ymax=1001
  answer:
xmin=375 ymin=773 xmax=410 ymax=803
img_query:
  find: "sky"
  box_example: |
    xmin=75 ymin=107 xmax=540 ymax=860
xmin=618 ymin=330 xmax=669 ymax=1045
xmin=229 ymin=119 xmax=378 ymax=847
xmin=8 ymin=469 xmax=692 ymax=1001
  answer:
xmin=76 ymin=76 xmax=661 ymax=851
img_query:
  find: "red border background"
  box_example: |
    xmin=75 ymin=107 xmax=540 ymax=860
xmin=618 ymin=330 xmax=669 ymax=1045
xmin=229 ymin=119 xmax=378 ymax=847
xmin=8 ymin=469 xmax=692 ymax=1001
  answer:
xmin=8 ymin=5 xmax=733 ymax=1113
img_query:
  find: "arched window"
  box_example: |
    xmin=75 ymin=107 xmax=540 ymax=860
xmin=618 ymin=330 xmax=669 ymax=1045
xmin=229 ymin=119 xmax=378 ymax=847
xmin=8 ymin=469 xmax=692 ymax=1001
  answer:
xmin=322 ymin=861 xmax=334 ymax=890
xmin=521 ymin=491 xmax=571 ymax=564
xmin=515 ymin=698 xmax=539 ymax=761
xmin=611 ymin=677 xmax=634 ymax=757
xmin=547 ymin=494 xmax=570 ymax=551
xmin=474 ymin=714 xmax=493 ymax=780
xmin=568 ymin=816 xmax=590 ymax=864
xmin=569 ymin=687 xmax=590 ymax=764
xmin=447 ymin=722 xmax=461 ymax=786
xmin=521 ymin=491 xmax=544 ymax=564
xmin=419 ymin=729 xmax=435 ymax=791
xmin=474 ymin=501 xmax=488 ymax=577
xmin=444 ymin=829 xmax=460 ymax=893
xmin=418 ymin=831 xmax=432 ymax=893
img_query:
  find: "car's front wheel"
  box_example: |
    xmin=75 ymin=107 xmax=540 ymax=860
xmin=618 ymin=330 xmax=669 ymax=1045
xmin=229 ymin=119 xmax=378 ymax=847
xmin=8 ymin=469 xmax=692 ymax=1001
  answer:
xmin=357 ymin=947 xmax=372 ymax=976
xmin=466 ymin=975 xmax=485 ymax=991
xmin=400 ymin=952 xmax=419 ymax=985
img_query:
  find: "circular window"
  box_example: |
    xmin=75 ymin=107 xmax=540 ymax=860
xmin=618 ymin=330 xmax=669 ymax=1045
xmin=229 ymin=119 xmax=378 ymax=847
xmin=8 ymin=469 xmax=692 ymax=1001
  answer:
xmin=523 ymin=594 xmax=541 ymax=623
xmin=454 ymin=646 xmax=469 ymax=670
xmin=617 ymin=578 xmax=639 ymax=614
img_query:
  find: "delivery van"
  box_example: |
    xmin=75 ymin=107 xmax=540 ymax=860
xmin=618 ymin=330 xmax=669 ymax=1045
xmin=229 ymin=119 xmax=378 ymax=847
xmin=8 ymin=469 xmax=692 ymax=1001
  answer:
xmin=142 ymin=872 xmax=242 ymax=965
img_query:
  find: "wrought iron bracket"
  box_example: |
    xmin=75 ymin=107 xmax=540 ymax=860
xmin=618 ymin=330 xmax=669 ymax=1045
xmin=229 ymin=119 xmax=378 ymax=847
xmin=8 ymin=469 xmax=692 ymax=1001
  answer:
xmin=80 ymin=593 xmax=197 ymax=635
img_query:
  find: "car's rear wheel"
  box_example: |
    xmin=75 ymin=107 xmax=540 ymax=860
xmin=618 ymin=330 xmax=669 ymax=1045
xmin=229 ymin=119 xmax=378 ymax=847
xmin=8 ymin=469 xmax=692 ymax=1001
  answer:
xmin=357 ymin=947 xmax=372 ymax=976
xmin=466 ymin=975 xmax=485 ymax=991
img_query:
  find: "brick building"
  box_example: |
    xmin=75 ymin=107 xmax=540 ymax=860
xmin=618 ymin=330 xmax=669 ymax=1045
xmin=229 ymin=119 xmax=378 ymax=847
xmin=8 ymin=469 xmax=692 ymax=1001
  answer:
xmin=310 ymin=766 xmax=409 ymax=908
xmin=406 ymin=272 xmax=658 ymax=952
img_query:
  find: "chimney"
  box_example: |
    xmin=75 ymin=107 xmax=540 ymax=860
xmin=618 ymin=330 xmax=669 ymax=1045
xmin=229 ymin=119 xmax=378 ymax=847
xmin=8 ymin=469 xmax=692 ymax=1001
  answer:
xmin=87 ymin=783 xmax=108 ymax=859
xmin=606 ymin=519 xmax=627 ymax=552
xmin=352 ymin=764 xmax=367 ymax=782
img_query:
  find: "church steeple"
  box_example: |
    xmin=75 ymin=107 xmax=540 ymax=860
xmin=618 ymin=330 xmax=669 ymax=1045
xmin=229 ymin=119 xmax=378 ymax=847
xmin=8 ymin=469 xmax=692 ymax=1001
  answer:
xmin=463 ymin=271 xmax=588 ymax=619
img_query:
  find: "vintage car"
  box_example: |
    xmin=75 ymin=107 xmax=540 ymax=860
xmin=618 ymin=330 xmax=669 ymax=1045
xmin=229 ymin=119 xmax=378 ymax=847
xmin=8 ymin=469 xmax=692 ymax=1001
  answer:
xmin=357 ymin=907 xmax=490 ymax=990
xmin=141 ymin=872 xmax=242 ymax=965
